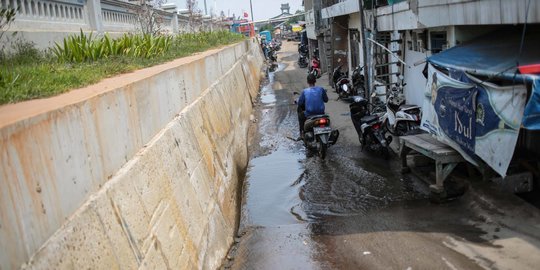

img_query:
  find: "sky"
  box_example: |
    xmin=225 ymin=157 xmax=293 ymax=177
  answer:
xmin=170 ymin=0 xmax=304 ymax=21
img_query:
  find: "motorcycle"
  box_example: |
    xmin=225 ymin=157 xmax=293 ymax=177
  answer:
xmin=309 ymin=55 xmax=321 ymax=78
xmin=294 ymin=92 xmax=340 ymax=159
xmin=350 ymin=95 xmax=391 ymax=158
xmin=266 ymin=44 xmax=278 ymax=63
xmin=302 ymin=114 xmax=339 ymax=159
xmin=332 ymin=65 xmax=354 ymax=99
xmin=298 ymin=44 xmax=309 ymax=68
xmin=331 ymin=64 xmax=346 ymax=89
xmin=381 ymin=78 xmax=422 ymax=136
xmin=352 ymin=65 xmax=366 ymax=97
xmin=336 ymin=76 xmax=354 ymax=99
xmin=270 ymin=40 xmax=281 ymax=51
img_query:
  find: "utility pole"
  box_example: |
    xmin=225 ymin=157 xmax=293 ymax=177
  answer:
xmin=249 ymin=0 xmax=254 ymax=22
xmin=204 ymin=0 xmax=207 ymax=14
xmin=358 ymin=0 xmax=371 ymax=99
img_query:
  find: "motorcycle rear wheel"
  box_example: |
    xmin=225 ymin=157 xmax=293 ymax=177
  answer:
xmin=318 ymin=141 xmax=327 ymax=159
xmin=338 ymin=90 xmax=348 ymax=99
xmin=385 ymin=120 xmax=397 ymax=135
xmin=396 ymin=122 xmax=409 ymax=136
xmin=381 ymin=147 xmax=390 ymax=160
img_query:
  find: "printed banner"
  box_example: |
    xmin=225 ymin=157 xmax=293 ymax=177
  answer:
xmin=421 ymin=64 xmax=527 ymax=177
xmin=522 ymin=78 xmax=540 ymax=130
xmin=433 ymin=83 xmax=477 ymax=157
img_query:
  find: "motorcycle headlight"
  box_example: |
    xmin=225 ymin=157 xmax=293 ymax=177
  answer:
xmin=342 ymin=84 xmax=348 ymax=91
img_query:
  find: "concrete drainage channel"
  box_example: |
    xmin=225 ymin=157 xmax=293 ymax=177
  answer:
xmin=0 ymin=40 xmax=265 ymax=270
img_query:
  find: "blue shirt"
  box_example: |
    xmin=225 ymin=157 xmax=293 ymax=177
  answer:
xmin=298 ymin=86 xmax=328 ymax=117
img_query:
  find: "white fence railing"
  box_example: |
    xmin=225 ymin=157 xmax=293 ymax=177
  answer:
xmin=12 ymin=0 xmax=87 ymax=22
xmin=1 ymin=0 xmax=226 ymax=48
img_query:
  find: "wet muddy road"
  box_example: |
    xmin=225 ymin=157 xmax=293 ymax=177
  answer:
xmin=221 ymin=42 xmax=540 ymax=270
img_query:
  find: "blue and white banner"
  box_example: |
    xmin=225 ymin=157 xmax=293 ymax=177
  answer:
xmin=522 ymin=78 xmax=540 ymax=129
xmin=421 ymin=64 xmax=527 ymax=177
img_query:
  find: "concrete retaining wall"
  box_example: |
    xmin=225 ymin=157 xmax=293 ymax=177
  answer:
xmin=0 ymin=39 xmax=264 ymax=269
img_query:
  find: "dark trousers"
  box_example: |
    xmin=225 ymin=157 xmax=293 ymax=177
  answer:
xmin=297 ymin=110 xmax=306 ymax=135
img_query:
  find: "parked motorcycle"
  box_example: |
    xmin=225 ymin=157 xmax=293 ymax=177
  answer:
xmin=350 ymin=95 xmax=391 ymax=158
xmin=303 ymin=114 xmax=339 ymax=159
xmin=381 ymin=79 xmax=422 ymax=136
xmin=266 ymin=44 xmax=278 ymax=63
xmin=332 ymin=65 xmax=354 ymax=99
xmin=337 ymin=76 xmax=354 ymax=99
xmin=298 ymin=44 xmax=309 ymax=68
xmin=331 ymin=64 xmax=346 ymax=89
xmin=352 ymin=65 xmax=366 ymax=97
xmin=270 ymin=40 xmax=281 ymax=51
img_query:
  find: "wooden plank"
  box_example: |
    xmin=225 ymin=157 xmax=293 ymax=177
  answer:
xmin=402 ymin=135 xmax=454 ymax=152
xmin=408 ymin=141 xmax=445 ymax=151
xmin=404 ymin=142 xmax=449 ymax=157
xmin=400 ymin=134 xmax=466 ymax=164
xmin=431 ymin=148 xmax=459 ymax=156
xmin=435 ymin=161 xmax=444 ymax=187
xmin=414 ymin=135 xmax=449 ymax=148
xmin=441 ymin=163 xmax=459 ymax=182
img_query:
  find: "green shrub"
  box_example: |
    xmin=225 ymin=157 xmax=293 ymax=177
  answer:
xmin=0 ymin=30 xmax=245 ymax=104
xmin=51 ymin=31 xmax=174 ymax=62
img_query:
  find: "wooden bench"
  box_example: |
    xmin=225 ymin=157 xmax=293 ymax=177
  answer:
xmin=399 ymin=133 xmax=466 ymax=199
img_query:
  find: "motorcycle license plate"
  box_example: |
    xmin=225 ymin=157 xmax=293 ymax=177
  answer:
xmin=313 ymin=127 xmax=332 ymax=135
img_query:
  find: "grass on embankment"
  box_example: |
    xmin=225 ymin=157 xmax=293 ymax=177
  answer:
xmin=0 ymin=31 xmax=245 ymax=105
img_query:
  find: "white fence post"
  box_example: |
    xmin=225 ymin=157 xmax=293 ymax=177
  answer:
xmin=172 ymin=13 xmax=179 ymax=33
xmin=87 ymin=0 xmax=104 ymax=32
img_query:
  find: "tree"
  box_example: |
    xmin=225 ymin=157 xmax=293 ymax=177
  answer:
xmin=186 ymin=0 xmax=199 ymax=32
xmin=259 ymin=24 xmax=274 ymax=32
xmin=186 ymin=0 xmax=196 ymax=10
xmin=286 ymin=10 xmax=305 ymax=24
xmin=0 ymin=7 xmax=17 ymax=41
xmin=0 ymin=7 xmax=18 ymax=53
xmin=134 ymin=0 xmax=167 ymax=35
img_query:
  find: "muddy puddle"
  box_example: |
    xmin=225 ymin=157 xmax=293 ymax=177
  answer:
xmin=243 ymin=147 xmax=306 ymax=226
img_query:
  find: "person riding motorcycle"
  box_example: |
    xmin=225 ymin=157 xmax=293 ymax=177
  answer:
xmin=297 ymin=74 xmax=329 ymax=138
xmin=260 ymin=36 xmax=268 ymax=60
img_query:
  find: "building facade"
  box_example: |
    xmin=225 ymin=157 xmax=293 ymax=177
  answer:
xmin=303 ymin=0 xmax=540 ymax=178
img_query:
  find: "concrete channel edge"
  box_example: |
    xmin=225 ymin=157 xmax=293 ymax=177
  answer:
xmin=0 ymin=39 xmax=265 ymax=269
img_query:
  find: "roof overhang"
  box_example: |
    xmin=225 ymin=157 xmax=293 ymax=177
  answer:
xmin=427 ymin=27 xmax=540 ymax=82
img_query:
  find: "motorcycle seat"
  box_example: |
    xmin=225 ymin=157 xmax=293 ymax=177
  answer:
xmin=307 ymin=114 xmax=329 ymax=120
xmin=361 ymin=115 xmax=379 ymax=124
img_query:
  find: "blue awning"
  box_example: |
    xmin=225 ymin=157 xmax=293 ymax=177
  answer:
xmin=427 ymin=27 xmax=540 ymax=129
xmin=428 ymin=27 xmax=540 ymax=82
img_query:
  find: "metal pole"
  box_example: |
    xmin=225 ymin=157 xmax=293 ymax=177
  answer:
xmin=358 ymin=0 xmax=370 ymax=99
xmin=204 ymin=0 xmax=208 ymax=14
xmin=366 ymin=37 xmax=408 ymax=67
xmin=249 ymin=0 xmax=254 ymax=22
